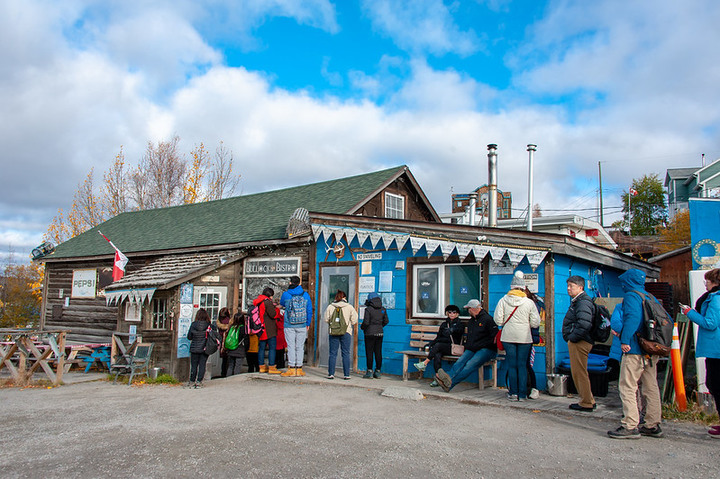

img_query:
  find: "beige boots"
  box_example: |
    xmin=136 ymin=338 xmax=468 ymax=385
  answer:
xmin=281 ymin=367 xmax=297 ymax=377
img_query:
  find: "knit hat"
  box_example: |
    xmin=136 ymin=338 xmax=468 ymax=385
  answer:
xmin=510 ymin=271 xmax=525 ymax=290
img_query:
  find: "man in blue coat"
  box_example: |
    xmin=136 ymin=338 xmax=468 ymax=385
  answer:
xmin=279 ymin=276 xmax=313 ymax=377
xmin=607 ymin=269 xmax=664 ymax=439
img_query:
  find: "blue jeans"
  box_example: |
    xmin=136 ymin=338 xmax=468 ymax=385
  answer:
xmin=447 ymin=348 xmax=497 ymax=391
xmin=328 ymin=333 xmax=352 ymax=377
xmin=503 ymin=342 xmax=531 ymax=398
xmin=258 ymin=336 xmax=277 ymax=366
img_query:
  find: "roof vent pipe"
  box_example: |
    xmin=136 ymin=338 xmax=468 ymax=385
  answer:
xmin=487 ymin=144 xmax=498 ymax=227
xmin=527 ymin=144 xmax=537 ymax=232
xmin=469 ymin=192 xmax=478 ymax=226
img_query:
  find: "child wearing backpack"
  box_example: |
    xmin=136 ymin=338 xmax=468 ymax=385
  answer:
xmin=225 ymin=312 xmax=246 ymax=376
xmin=324 ymin=290 xmax=358 ymax=380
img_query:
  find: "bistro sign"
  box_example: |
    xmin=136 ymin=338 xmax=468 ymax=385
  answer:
xmin=244 ymin=256 xmax=301 ymax=277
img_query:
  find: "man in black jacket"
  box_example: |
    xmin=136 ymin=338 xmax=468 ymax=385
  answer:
xmin=562 ymin=275 xmax=596 ymax=412
xmin=435 ymin=299 xmax=498 ymax=392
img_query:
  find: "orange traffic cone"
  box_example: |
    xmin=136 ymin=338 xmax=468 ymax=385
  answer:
xmin=671 ymin=322 xmax=687 ymax=412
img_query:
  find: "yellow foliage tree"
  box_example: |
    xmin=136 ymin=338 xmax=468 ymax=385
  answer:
xmin=0 ymin=263 xmax=43 ymax=328
xmin=657 ymin=209 xmax=691 ymax=253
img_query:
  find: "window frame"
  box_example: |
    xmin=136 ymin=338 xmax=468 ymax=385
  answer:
xmin=412 ymin=262 xmax=482 ymax=319
xmin=384 ymin=192 xmax=405 ymax=219
xmin=148 ymin=297 xmax=169 ymax=330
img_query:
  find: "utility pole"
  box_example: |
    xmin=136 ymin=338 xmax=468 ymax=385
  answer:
xmin=598 ymin=161 xmax=604 ymax=228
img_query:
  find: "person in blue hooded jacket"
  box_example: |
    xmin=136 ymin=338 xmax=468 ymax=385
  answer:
xmin=607 ymin=268 xmax=664 ymax=439
xmin=680 ymin=268 xmax=720 ymax=438
xmin=279 ymin=276 xmax=313 ymax=377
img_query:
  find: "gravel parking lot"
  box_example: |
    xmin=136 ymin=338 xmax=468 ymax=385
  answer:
xmin=0 ymin=374 xmax=716 ymax=478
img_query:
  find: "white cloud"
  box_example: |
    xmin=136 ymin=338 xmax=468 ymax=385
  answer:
xmin=361 ymin=0 xmax=480 ymax=56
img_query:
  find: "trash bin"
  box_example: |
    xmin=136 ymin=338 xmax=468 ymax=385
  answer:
xmin=546 ymin=374 xmax=568 ymax=396
xmin=149 ymin=367 xmax=164 ymax=379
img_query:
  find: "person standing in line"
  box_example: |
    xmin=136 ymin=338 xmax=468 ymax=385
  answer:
xmin=324 ymin=290 xmax=358 ymax=380
xmin=680 ymin=268 xmax=720 ymax=438
xmin=186 ymin=308 xmax=212 ymax=388
xmin=562 ymin=275 xmax=597 ymax=412
xmin=362 ymin=292 xmax=390 ymax=379
xmin=607 ymin=268 xmax=664 ymax=439
xmin=413 ymin=304 xmax=462 ymax=384
xmin=494 ymin=271 xmax=541 ymax=401
xmin=275 ymin=316 xmax=287 ymax=370
xmin=225 ymin=312 xmax=246 ymax=376
xmin=245 ymin=330 xmax=260 ymax=373
xmin=255 ymin=287 xmax=282 ymax=374
xmin=279 ymin=276 xmax=313 ymax=377
xmin=435 ymin=299 xmax=498 ymax=392
xmin=217 ymin=307 xmax=232 ymax=377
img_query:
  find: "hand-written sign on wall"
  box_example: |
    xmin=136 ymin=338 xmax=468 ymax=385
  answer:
xmin=244 ymin=257 xmax=301 ymax=276
xmin=71 ymin=269 xmax=97 ymax=298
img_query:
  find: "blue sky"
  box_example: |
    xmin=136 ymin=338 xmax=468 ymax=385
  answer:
xmin=2 ymin=0 xmax=720 ymax=263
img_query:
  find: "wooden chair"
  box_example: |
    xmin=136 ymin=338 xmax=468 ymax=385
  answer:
xmin=110 ymin=343 xmax=154 ymax=385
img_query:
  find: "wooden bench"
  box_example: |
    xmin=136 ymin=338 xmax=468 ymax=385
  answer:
xmin=396 ymin=324 xmax=500 ymax=390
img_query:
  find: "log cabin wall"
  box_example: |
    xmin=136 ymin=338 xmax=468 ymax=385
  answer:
xmin=42 ymin=261 xmax=122 ymax=344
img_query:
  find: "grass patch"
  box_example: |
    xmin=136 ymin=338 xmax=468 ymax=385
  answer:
xmin=144 ymin=373 xmax=179 ymax=385
xmin=663 ymin=401 xmax=719 ymax=425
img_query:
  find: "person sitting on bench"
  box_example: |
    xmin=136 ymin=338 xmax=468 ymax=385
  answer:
xmin=414 ymin=305 xmax=463 ymax=386
xmin=435 ymin=299 xmax=498 ymax=392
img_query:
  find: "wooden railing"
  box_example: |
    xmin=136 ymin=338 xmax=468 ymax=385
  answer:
xmin=0 ymin=329 xmax=69 ymax=386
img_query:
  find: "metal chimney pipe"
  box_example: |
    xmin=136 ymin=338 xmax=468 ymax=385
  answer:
xmin=469 ymin=192 xmax=478 ymax=225
xmin=527 ymin=144 xmax=536 ymax=231
xmin=487 ymin=144 xmax=498 ymax=227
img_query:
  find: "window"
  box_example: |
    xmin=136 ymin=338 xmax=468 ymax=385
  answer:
xmin=199 ymin=292 xmax=221 ymax=321
xmin=150 ymin=298 xmax=168 ymax=330
xmin=385 ymin=192 xmax=405 ymax=219
xmin=413 ymin=264 xmax=481 ymax=317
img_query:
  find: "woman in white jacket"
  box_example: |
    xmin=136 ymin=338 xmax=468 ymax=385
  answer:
xmin=494 ymin=271 xmax=541 ymax=401
xmin=324 ymin=290 xmax=359 ymax=380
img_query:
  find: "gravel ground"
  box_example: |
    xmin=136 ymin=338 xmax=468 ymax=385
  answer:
xmin=0 ymin=375 xmax=717 ymax=478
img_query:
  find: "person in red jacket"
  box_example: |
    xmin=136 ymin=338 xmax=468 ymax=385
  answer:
xmin=254 ymin=287 xmax=282 ymax=374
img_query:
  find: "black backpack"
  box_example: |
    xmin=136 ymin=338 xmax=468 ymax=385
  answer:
xmin=203 ymin=325 xmax=221 ymax=355
xmin=632 ymin=290 xmax=673 ymax=357
xmin=590 ymin=299 xmax=612 ymax=343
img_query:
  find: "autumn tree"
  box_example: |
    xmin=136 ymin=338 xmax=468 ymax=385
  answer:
xmin=657 ymin=209 xmax=691 ymax=253
xmin=102 ymin=147 xmax=129 ymax=217
xmin=614 ymin=174 xmax=667 ymax=235
xmin=46 ymin=137 xmax=241 ymax=244
xmin=0 ymin=260 xmax=43 ymax=328
xmin=132 ymin=136 xmax=186 ymax=209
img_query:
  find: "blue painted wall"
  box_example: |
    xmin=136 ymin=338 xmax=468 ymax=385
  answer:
xmin=313 ymin=229 xmax=628 ymax=390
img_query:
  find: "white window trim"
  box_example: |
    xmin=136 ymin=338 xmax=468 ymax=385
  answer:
xmin=385 ymin=192 xmax=405 ymax=219
xmin=412 ymin=263 xmax=481 ymax=318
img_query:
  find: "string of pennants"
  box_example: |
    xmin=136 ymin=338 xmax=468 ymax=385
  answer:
xmin=105 ymin=287 xmax=157 ymax=305
xmin=312 ymin=225 xmax=548 ymax=270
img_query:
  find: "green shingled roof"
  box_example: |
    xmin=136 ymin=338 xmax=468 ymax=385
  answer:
xmin=49 ymin=166 xmax=407 ymax=259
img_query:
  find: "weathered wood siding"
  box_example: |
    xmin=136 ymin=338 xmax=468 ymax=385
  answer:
xmin=355 ymin=177 xmax=437 ymax=222
xmin=41 ymin=261 xmax=120 ymax=344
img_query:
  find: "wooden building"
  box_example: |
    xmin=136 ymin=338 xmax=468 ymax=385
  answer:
xmin=39 ymin=165 xmax=658 ymax=387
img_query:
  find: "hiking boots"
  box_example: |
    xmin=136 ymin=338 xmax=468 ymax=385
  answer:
xmin=258 ymin=365 xmax=268 ymax=373
xmin=639 ymin=425 xmax=664 ymax=438
xmin=280 ymin=368 xmax=297 ymax=377
xmin=268 ymin=365 xmax=281 ymax=374
xmin=363 ymin=370 xmax=373 ymax=379
xmin=295 ymin=367 xmax=306 ymax=376
xmin=607 ymin=426 xmax=641 ymax=439
xmin=435 ymin=368 xmax=451 ymax=392
xmin=373 ymin=369 xmax=381 ymax=379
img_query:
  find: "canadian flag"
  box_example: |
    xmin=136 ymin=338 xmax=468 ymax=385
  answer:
xmin=99 ymin=231 xmax=128 ymax=281
xmin=629 ymin=187 xmax=638 ymax=196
